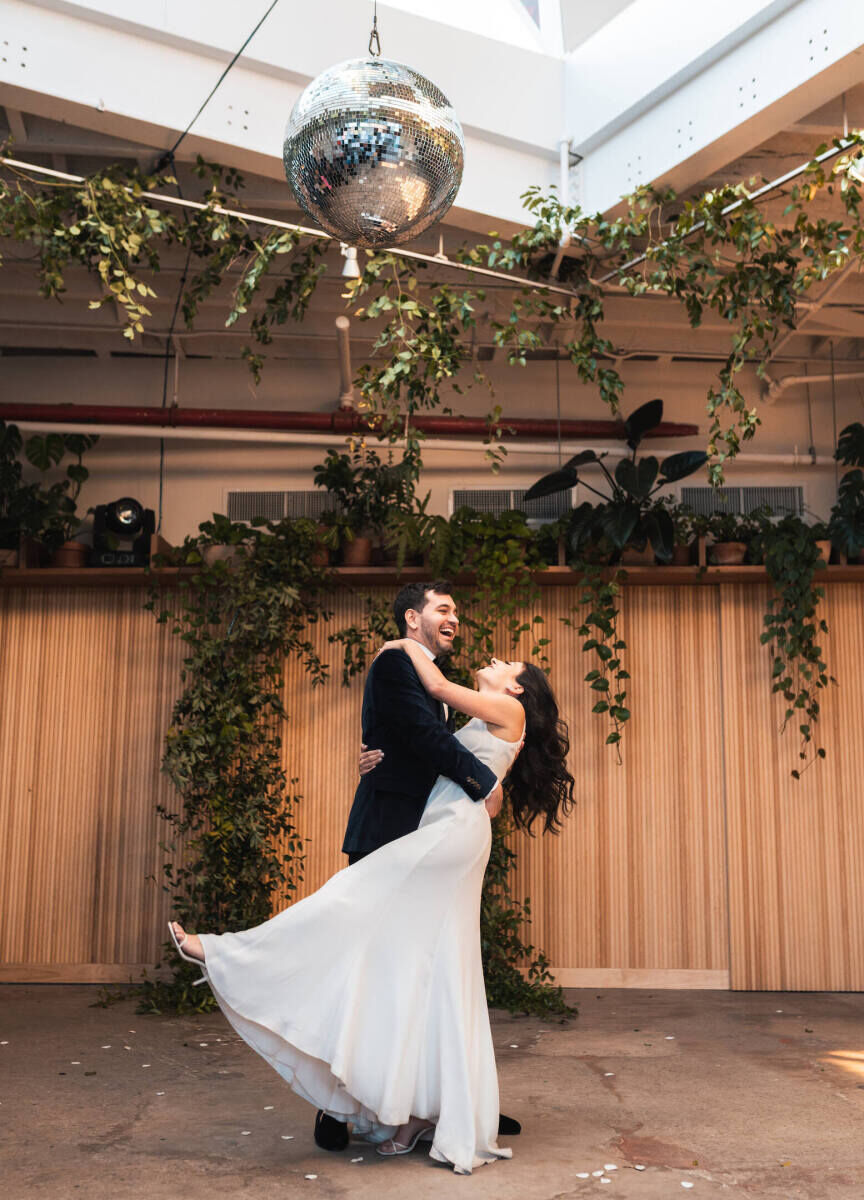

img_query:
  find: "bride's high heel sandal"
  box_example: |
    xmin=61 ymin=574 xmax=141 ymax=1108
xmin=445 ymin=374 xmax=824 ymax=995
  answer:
xmin=167 ymin=922 xmax=208 ymax=987
xmin=376 ymin=1124 xmax=435 ymax=1157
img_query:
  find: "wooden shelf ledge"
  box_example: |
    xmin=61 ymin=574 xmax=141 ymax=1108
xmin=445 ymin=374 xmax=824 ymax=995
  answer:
xmin=2 ymin=564 xmax=864 ymax=588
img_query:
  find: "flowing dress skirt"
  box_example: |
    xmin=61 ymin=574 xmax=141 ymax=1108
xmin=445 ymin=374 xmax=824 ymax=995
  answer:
xmin=198 ymin=735 xmax=512 ymax=1175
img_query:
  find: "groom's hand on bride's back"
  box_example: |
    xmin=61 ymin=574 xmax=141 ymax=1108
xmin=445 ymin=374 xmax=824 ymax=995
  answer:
xmin=358 ymin=743 xmax=384 ymax=776
xmin=484 ymin=782 xmax=503 ymax=819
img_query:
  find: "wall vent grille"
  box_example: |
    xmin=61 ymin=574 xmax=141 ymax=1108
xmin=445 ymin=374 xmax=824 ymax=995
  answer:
xmin=226 ymin=490 xmax=333 ymax=523
xmin=451 ymin=488 xmax=573 ymax=523
xmin=679 ymin=485 xmax=804 ymax=517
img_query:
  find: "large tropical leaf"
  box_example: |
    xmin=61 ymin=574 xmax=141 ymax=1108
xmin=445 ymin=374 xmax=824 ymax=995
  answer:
xmin=616 ymin=455 xmax=658 ymax=499
xmin=523 ymin=463 xmax=580 ymax=502
xmin=600 ymin=503 xmax=640 ymax=549
xmin=658 ymin=449 xmax=709 ymax=483
xmin=623 ymin=399 xmax=664 ymax=449
xmin=567 ymin=501 xmax=598 ymax=551
xmin=564 ymin=449 xmax=603 ymax=469
xmin=644 ymin=507 xmax=675 ymax=562
xmin=836 ymin=421 xmax=864 ymax=468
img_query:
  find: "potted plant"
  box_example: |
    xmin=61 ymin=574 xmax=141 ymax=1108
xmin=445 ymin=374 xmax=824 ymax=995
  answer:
xmin=22 ymin=431 xmax=99 ymax=567
xmin=0 ymin=421 xmax=41 ymax=567
xmin=523 ymin=399 xmax=709 ymax=566
xmin=829 ymin=422 xmax=864 ymax=564
xmin=705 ymin=510 xmax=766 ymax=565
xmin=807 ymin=520 xmax=833 ymax=564
xmin=653 ymin=496 xmax=697 ymax=565
xmin=313 ymin=447 xmax=396 ymax=566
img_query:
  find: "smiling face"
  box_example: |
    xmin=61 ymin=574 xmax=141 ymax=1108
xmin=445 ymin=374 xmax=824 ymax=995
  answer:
xmin=476 ymin=657 xmax=526 ymax=695
xmin=404 ymin=590 xmax=459 ymax=656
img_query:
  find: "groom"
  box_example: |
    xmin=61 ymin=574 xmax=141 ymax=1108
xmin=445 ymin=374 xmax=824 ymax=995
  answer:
xmin=314 ymin=580 xmax=520 ymax=1152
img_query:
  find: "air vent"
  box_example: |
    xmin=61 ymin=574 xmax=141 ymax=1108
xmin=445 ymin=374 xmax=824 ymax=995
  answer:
xmin=679 ymin=486 xmax=803 ymax=517
xmin=452 ymin=488 xmax=573 ymax=524
xmin=226 ymin=490 xmax=334 ymax=523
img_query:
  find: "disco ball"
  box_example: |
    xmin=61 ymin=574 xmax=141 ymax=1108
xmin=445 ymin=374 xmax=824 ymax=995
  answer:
xmin=283 ymin=57 xmax=464 ymax=248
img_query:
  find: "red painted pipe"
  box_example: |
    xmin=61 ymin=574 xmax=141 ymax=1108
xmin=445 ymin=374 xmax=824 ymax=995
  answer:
xmin=0 ymin=403 xmax=699 ymax=440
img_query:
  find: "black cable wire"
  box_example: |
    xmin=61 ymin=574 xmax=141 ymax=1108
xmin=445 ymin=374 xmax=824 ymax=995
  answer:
xmin=151 ymin=0 xmax=282 ymax=530
xmin=157 ymin=0 xmax=282 ymax=169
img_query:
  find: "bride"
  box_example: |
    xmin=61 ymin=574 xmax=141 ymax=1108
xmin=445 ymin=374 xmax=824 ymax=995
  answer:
xmin=169 ymin=640 xmax=574 ymax=1174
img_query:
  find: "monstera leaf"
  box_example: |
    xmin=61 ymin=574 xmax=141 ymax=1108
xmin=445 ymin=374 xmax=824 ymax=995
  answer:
xmin=623 ymin=399 xmax=664 ymax=450
xmin=615 ymin=456 xmax=659 ymax=499
xmin=659 ymin=449 xmax=709 ymax=483
xmin=836 ymin=422 xmax=864 ymax=468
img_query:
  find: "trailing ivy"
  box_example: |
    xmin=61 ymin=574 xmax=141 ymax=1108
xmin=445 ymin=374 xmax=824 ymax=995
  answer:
xmin=756 ymin=515 xmax=836 ymax=778
xmin=139 ymin=512 xmax=331 ymax=1012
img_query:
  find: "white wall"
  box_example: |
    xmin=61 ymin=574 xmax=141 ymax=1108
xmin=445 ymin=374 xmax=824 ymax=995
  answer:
xmin=4 ymin=350 xmax=861 ymax=545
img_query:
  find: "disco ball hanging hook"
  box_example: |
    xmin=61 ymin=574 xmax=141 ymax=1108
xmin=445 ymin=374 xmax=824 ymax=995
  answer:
xmin=282 ymin=11 xmax=464 ymax=248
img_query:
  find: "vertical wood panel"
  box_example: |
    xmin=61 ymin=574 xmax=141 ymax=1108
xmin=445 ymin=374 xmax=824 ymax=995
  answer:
xmin=2 ymin=580 xmax=863 ymax=987
xmin=721 ymin=582 xmax=864 ymax=989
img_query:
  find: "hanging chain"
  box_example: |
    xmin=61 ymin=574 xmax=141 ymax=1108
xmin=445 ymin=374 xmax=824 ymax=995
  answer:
xmin=369 ymin=0 xmax=381 ymax=55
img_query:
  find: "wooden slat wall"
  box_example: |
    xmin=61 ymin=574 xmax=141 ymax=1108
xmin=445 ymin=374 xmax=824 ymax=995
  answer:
xmin=721 ymin=582 xmax=864 ymax=989
xmin=1 ymin=581 xmax=862 ymax=988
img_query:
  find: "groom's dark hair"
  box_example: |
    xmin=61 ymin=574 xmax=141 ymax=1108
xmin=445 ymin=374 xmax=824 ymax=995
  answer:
xmin=393 ymin=580 xmax=454 ymax=636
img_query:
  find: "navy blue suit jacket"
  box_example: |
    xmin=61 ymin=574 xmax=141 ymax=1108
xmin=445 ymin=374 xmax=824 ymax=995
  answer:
xmin=341 ymin=648 xmax=498 ymax=856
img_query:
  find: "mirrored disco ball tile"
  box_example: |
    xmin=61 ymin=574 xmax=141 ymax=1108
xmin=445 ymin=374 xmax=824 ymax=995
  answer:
xmin=283 ymin=58 xmax=464 ymax=247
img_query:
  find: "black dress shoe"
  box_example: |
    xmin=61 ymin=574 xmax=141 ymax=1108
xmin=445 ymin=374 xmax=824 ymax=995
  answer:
xmin=314 ymin=1109 xmax=349 ymax=1151
xmin=498 ymin=1113 xmax=521 ymax=1135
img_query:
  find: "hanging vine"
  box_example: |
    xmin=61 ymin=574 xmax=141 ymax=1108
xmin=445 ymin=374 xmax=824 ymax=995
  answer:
xmin=138 ymin=513 xmax=331 ymax=1012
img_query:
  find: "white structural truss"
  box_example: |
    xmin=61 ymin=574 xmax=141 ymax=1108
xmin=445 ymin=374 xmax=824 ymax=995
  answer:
xmin=1 ymin=0 xmax=864 ymax=227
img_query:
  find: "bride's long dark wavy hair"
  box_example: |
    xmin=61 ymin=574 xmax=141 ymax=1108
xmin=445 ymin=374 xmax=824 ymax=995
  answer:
xmin=505 ymin=663 xmax=575 ymax=834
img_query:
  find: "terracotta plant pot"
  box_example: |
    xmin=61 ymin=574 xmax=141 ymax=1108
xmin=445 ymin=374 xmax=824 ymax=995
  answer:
xmin=709 ymin=541 xmax=747 ymax=565
xmin=49 ymin=540 xmax=89 ymax=568
xmin=670 ymin=542 xmax=693 ymax=566
xmin=620 ymin=545 xmax=656 ymax=566
xmin=341 ymin=536 xmax=373 ymax=566
xmin=815 ymin=539 xmax=832 ymax=563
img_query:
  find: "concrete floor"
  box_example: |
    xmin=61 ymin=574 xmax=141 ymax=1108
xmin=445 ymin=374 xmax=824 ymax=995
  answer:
xmin=1 ymin=987 xmax=863 ymax=1199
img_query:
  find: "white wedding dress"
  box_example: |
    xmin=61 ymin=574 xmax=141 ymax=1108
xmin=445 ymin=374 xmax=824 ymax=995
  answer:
xmin=197 ymin=717 xmax=523 ymax=1175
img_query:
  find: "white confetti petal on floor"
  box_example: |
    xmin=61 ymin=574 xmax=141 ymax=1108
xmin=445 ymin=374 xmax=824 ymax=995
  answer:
xmin=128 ymin=1030 xmax=136 ymax=1033
xmin=665 ymin=1035 xmax=675 ymax=1040
xmin=575 ymin=1173 xmax=590 ymax=1179
xmin=604 ymin=1072 xmax=615 ymax=1076
xmin=604 ymin=1163 xmax=617 ymax=1170
xmin=71 ymin=1061 xmax=80 ymax=1065
xmin=281 ymin=1135 xmax=294 ymax=1140
xmin=776 ymin=1009 xmax=783 ymax=1013
xmin=141 ymin=1063 xmax=151 ymax=1068
xmin=101 ymin=1045 xmax=111 ymax=1049
xmin=304 ymin=1175 xmax=318 ymax=1180
xmin=600 ymin=1178 xmax=611 ymax=1184
xmin=156 ymin=1091 xmax=165 ymax=1096
xmin=0 ymin=1041 xmax=7 ymax=1045
xmin=351 ymin=1156 xmax=364 ymax=1162
xmin=592 ymin=1169 xmax=604 ymax=1177
xmin=635 ymin=1164 xmax=646 ymax=1170
xmin=681 ymin=1183 xmax=694 ymax=1189
xmin=264 ymin=1105 xmax=274 ymax=1110
xmin=199 ymin=1043 xmax=208 ymax=1047
xmin=509 ymin=1044 xmax=519 ymax=1048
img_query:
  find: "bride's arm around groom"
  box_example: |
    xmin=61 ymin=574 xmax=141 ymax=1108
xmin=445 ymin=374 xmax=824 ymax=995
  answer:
xmin=341 ymin=644 xmax=500 ymax=860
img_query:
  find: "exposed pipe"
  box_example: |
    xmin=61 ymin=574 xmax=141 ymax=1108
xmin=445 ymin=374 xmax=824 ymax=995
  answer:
xmin=549 ymin=139 xmax=572 ymax=279
xmin=598 ymin=136 xmax=861 ymax=284
xmin=763 ymin=368 xmax=864 ymax=402
xmin=765 ymin=258 xmax=859 ymax=369
xmin=0 ymin=402 xmax=698 ymax=441
xmin=334 ymin=316 xmax=355 ymax=410
xmin=0 ymin=156 xmax=584 ymax=300
xmin=8 ymin=417 xmax=836 ymax=466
